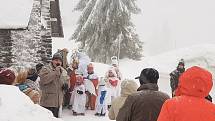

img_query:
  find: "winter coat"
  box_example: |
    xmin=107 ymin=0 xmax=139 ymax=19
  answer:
xmin=169 ymin=69 xmax=183 ymax=93
xmin=116 ymin=83 xmax=170 ymax=121
xmin=108 ymin=80 xmax=138 ymax=120
xmin=69 ymin=69 xmax=77 ymax=91
xmin=158 ymin=66 xmax=215 ymax=121
xmin=205 ymin=94 xmax=213 ymax=102
xmin=39 ymin=63 xmax=69 ymax=107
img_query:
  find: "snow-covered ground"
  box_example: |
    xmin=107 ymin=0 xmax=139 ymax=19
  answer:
xmin=61 ymin=109 xmax=110 ymax=121
xmin=0 ymin=85 xmax=62 ymax=121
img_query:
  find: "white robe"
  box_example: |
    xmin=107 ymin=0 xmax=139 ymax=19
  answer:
xmin=106 ymin=77 xmax=120 ymax=105
xmin=95 ymin=85 xmax=107 ymax=114
xmin=72 ymin=84 xmax=86 ymax=113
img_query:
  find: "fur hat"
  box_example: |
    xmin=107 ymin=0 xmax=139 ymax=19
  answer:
xmin=52 ymin=53 xmax=63 ymax=62
xmin=0 ymin=68 xmax=16 ymax=85
xmin=135 ymin=68 xmax=159 ymax=84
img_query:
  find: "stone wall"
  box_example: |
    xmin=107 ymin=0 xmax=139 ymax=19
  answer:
xmin=10 ymin=0 xmax=42 ymax=68
xmin=0 ymin=30 xmax=13 ymax=67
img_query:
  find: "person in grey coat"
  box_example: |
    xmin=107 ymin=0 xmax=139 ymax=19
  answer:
xmin=39 ymin=53 xmax=69 ymax=118
xmin=116 ymin=68 xmax=170 ymax=121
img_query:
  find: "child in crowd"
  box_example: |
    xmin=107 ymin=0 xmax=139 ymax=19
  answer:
xmin=72 ymin=75 xmax=86 ymax=116
xmin=84 ymin=63 xmax=99 ymax=110
xmin=105 ymin=68 xmax=120 ymax=109
xmin=95 ymin=78 xmax=108 ymax=116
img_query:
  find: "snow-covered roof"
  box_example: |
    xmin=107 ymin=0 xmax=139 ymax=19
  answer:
xmin=0 ymin=0 xmax=34 ymax=29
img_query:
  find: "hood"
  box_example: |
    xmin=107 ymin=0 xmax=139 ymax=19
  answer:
xmin=175 ymin=66 xmax=213 ymax=98
xmin=121 ymin=80 xmax=138 ymax=96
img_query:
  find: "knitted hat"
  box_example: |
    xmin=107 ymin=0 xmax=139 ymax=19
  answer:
xmin=135 ymin=68 xmax=159 ymax=84
xmin=0 ymin=68 xmax=16 ymax=85
xmin=178 ymin=59 xmax=185 ymax=66
xmin=52 ymin=53 xmax=63 ymax=62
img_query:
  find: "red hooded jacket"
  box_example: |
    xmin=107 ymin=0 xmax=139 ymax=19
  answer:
xmin=157 ymin=66 xmax=215 ymax=121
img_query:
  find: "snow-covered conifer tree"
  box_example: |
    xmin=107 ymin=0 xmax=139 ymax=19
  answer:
xmin=72 ymin=0 xmax=143 ymax=63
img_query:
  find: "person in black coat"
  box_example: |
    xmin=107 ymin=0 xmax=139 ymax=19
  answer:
xmin=170 ymin=59 xmax=185 ymax=97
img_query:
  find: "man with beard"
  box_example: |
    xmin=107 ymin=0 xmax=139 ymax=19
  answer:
xmin=39 ymin=53 xmax=69 ymax=118
xmin=169 ymin=59 xmax=185 ymax=97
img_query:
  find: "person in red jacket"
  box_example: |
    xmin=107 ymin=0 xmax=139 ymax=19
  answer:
xmin=157 ymin=66 xmax=215 ymax=121
xmin=85 ymin=63 xmax=99 ymax=110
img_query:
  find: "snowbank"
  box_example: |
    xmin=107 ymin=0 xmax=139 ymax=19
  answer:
xmin=0 ymin=85 xmax=62 ymax=121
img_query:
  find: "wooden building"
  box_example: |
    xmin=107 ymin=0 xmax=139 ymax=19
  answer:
xmin=0 ymin=0 xmax=64 ymax=68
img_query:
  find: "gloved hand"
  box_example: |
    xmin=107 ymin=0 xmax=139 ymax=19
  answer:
xmin=55 ymin=66 xmax=62 ymax=75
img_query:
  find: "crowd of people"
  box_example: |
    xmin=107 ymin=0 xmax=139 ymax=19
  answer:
xmin=0 ymin=51 xmax=215 ymax=121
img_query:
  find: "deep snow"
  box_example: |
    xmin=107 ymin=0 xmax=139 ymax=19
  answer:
xmin=0 ymin=85 xmax=62 ymax=121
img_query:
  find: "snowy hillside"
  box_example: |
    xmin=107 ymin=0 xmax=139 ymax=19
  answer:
xmin=118 ymin=44 xmax=215 ymax=100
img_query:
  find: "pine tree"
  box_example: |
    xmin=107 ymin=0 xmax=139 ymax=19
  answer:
xmin=72 ymin=0 xmax=143 ymax=63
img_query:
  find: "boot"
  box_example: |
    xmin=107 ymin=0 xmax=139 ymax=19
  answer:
xmin=100 ymin=113 xmax=106 ymax=116
xmin=94 ymin=113 xmax=100 ymax=116
xmin=73 ymin=112 xmax=77 ymax=116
